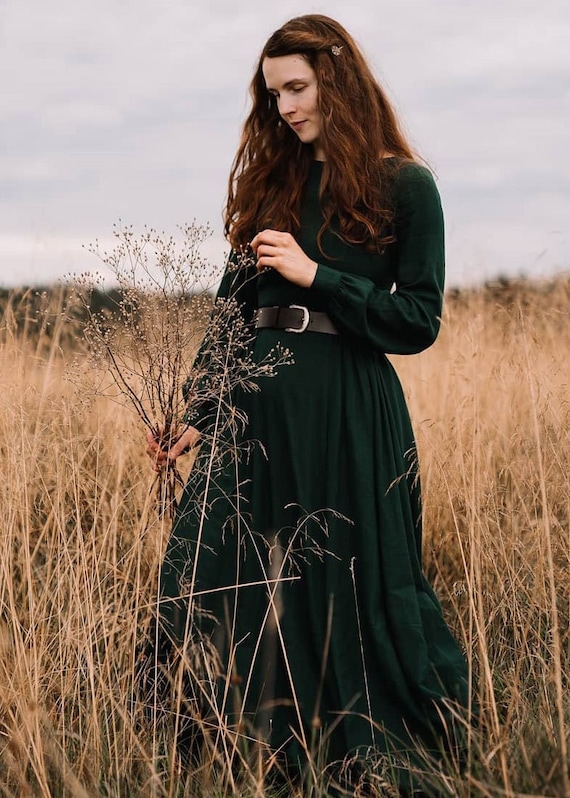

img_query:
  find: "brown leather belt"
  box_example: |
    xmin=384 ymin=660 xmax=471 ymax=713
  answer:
xmin=255 ymin=305 xmax=339 ymax=335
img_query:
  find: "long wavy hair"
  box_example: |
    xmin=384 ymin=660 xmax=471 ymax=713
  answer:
xmin=224 ymin=15 xmax=416 ymax=254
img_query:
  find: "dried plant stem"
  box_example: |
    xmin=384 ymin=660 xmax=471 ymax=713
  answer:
xmin=349 ymin=556 xmax=374 ymax=749
xmin=520 ymin=306 xmax=570 ymax=798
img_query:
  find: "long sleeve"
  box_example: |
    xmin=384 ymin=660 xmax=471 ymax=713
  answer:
xmin=182 ymin=251 xmax=258 ymax=432
xmin=310 ymin=164 xmax=445 ymax=355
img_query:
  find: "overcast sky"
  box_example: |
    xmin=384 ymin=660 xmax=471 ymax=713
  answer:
xmin=1 ymin=0 xmax=569 ymax=288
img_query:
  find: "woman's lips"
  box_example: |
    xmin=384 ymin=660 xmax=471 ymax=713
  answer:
xmin=291 ymin=121 xmax=306 ymax=130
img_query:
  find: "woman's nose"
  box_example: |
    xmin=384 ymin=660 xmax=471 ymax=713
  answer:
xmin=278 ymin=94 xmax=296 ymax=117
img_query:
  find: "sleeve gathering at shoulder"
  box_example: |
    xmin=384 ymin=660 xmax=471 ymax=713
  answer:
xmin=311 ymin=163 xmax=445 ymax=355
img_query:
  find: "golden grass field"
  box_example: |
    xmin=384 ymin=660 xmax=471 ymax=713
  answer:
xmin=0 ymin=277 xmax=569 ymax=797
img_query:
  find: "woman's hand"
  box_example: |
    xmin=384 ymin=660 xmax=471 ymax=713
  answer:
xmin=146 ymin=426 xmax=201 ymax=472
xmin=250 ymin=230 xmax=318 ymax=288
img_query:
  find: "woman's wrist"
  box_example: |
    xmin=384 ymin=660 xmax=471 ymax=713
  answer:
xmin=303 ymin=259 xmax=318 ymax=288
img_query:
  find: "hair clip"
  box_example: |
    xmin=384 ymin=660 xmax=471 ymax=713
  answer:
xmin=331 ymin=45 xmax=343 ymax=56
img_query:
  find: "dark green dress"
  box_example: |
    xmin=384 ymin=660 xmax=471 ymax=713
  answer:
xmin=158 ymin=160 xmax=468 ymax=788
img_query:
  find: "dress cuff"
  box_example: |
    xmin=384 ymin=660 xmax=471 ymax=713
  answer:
xmin=311 ymin=263 xmax=343 ymax=298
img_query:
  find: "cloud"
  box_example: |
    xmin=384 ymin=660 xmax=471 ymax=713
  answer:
xmin=1 ymin=0 xmax=569 ymax=287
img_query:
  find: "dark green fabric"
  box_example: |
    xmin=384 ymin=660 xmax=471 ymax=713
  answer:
xmin=158 ymin=160 xmax=468 ymax=789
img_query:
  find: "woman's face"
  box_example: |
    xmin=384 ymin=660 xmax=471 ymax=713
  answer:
xmin=262 ymin=55 xmax=324 ymax=161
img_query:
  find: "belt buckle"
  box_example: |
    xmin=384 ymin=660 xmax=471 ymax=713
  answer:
xmin=286 ymin=304 xmax=310 ymax=333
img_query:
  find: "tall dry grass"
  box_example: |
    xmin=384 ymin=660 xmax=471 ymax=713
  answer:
xmin=0 ymin=278 xmax=569 ymax=796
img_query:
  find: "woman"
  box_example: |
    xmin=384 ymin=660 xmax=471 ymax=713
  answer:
xmin=148 ymin=14 xmax=469 ymax=794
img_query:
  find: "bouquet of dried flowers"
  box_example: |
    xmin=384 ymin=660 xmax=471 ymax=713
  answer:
xmin=74 ymin=221 xmax=289 ymax=518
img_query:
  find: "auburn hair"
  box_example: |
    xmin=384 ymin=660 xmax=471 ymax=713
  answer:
xmin=224 ymin=15 xmax=416 ymax=254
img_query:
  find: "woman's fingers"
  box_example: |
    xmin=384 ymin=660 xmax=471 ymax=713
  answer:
xmin=145 ymin=426 xmax=201 ymax=471
xmin=255 ymin=243 xmax=281 ymax=271
xmin=251 ymin=229 xmax=288 ymax=254
xmin=146 ymin=429 xmax=160 ymax=455
xmin=150 ymin=451 xmax=168 ymax=472
xmin=166 ymin=427 xmax=201 ymax=461
xmin=252 ymin=230 xmax=290 ymax=272
xmin=256 ymin=244 xmax=279 ymax=258
xmin=146 ymin=430 xmax=163 ymax=468
xmin=251 ymin=229 xmax=317 ymax=288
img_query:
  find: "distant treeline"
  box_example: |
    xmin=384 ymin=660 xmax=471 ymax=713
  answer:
xmin=0 ymin=274 xmax=568 ymax=347
xmin=0 ymin=285 xmax=211 ymax=350
xmin=0 ymin=285 xmax=128 ymax=323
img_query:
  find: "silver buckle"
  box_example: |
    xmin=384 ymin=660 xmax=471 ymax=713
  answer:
xmin=286 ymin=305 xmax=310 ymax=333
